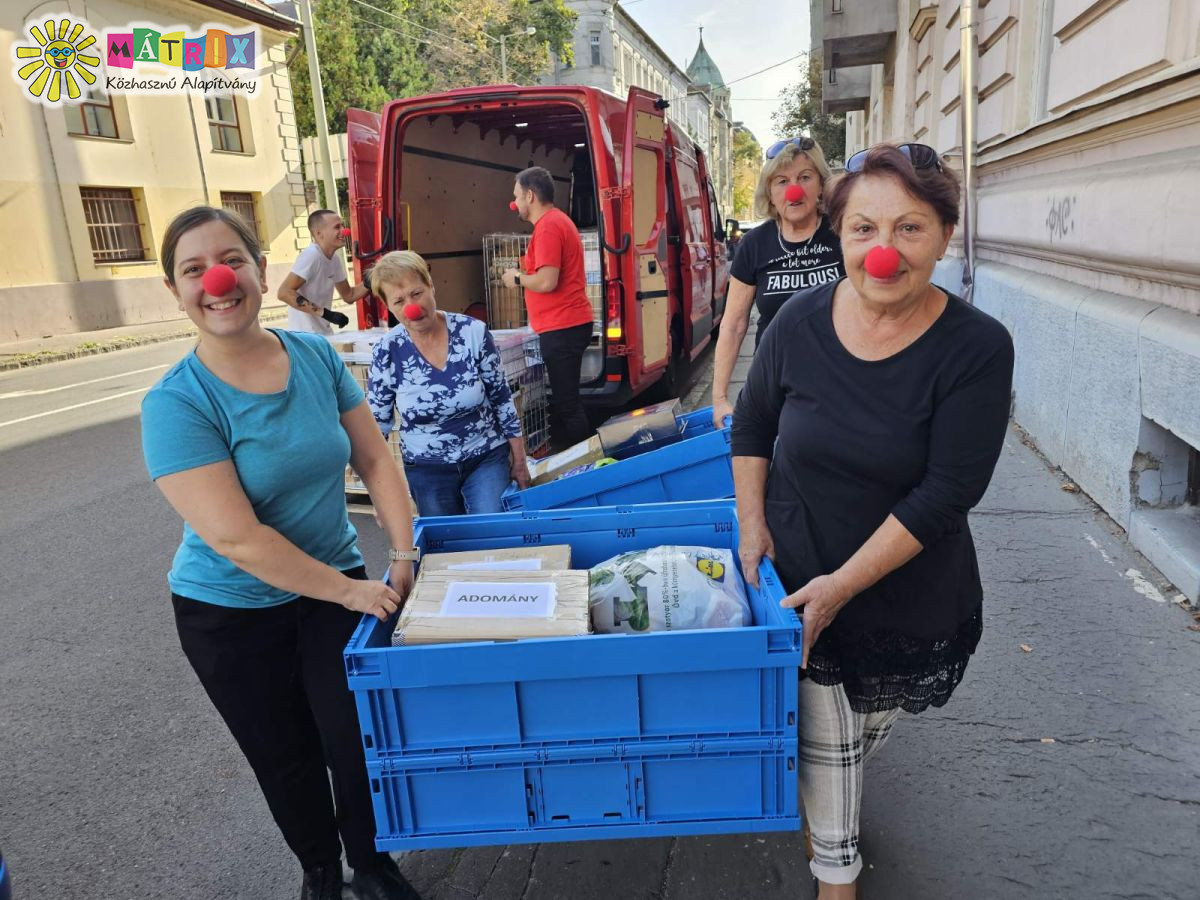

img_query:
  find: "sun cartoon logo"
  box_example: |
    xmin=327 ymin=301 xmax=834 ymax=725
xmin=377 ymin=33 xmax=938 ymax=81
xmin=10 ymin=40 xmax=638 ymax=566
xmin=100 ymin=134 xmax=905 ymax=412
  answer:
xmin=13 ymin=17 xmax=100 ymax=104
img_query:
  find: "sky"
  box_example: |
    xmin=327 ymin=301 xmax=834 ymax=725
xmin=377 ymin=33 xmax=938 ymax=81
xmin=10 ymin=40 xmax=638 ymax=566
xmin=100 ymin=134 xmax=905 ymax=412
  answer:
xmin=616 ymin=0 xmax=812 ymax=150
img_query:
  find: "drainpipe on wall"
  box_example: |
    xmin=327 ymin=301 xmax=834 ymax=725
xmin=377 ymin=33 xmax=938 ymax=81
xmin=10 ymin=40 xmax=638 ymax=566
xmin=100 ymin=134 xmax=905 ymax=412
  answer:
xmin=959 ymin=0 xmax=979 ymax=304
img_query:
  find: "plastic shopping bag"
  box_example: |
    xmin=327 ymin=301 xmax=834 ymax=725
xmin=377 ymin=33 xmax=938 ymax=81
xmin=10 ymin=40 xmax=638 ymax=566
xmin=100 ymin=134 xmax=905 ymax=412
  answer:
xmin=588 ymin=546 xmax=751 ymax=634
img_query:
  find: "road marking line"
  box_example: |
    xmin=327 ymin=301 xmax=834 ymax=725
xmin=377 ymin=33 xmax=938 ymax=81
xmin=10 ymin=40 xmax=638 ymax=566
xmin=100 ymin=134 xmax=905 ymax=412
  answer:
xmin=0 ymin=364 xmax=168 ymax=399
xmin=0 ymin=386 xmax=150 ymax=429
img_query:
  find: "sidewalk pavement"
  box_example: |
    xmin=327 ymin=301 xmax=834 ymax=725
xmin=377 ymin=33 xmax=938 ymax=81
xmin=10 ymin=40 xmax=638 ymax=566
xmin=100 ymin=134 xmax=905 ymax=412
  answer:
xmin=0 ymin=302 xmax=291 ymax=371
xmin=377 ymin=318 xmax=1200 ymax=899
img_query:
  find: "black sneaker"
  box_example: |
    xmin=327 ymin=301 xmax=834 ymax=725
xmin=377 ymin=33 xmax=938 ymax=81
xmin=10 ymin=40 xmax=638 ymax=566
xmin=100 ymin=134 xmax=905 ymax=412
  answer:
xmin=299 ymin=862 xmax=343 ymax=900
xmin=349 ymin=854 xmax=419 ymax=900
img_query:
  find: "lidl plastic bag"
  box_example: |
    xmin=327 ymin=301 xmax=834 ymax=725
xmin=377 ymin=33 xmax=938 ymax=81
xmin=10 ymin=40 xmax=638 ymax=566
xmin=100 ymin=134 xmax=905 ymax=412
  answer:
xmin=588 ymin=546 xmax=751 ymax=634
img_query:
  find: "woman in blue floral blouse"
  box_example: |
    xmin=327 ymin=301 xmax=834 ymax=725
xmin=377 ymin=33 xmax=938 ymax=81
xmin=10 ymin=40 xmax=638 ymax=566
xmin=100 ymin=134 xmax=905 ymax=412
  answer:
xmin=367 ymin=250 xmax=531 ymax=517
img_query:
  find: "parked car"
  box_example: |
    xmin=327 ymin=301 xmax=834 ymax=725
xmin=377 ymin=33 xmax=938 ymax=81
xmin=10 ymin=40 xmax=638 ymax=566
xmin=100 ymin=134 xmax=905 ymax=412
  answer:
xmin=346 ymin=85 xmax=733 ymax=405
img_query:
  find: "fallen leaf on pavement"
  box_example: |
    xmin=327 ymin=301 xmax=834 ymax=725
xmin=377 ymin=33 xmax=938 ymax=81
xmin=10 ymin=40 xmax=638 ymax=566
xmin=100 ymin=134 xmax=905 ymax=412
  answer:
xmin=1187 ymin=625 xmax=1200 ymax=633
xmin=1061 ymin=483 xmax=1079 ymax=493
xmin=1020 ymin=644 xmax=1033 ymax=653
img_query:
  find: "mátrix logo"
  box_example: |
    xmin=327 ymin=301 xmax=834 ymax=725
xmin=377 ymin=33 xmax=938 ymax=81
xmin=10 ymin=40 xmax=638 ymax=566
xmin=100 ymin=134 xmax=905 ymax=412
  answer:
xmin=12 ymin=16 xmax=101 ymax=104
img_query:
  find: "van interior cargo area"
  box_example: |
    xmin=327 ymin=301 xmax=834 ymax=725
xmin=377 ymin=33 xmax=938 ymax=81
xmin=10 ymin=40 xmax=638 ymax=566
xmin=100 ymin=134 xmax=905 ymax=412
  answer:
xmin=394 ymin=105 xmax=598 ymax=312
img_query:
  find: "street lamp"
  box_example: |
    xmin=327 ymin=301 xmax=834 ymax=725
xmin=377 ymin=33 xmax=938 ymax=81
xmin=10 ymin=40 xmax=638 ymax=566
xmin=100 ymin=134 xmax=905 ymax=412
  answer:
xmin=484 ymin=25 xmax=537 ymax=83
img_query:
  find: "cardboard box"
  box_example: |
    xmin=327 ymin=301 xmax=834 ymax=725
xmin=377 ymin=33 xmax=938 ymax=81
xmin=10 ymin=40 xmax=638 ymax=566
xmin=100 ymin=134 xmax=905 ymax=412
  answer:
xmin=526 ymin=435 xmax=605 ymax=486
xmin=596 ymin=400 xmax=683 ymax=456
xmin=420 ymin=545 xmax=572 ymax=573
xmin=392 ymin=569 xmax=590 ymax=646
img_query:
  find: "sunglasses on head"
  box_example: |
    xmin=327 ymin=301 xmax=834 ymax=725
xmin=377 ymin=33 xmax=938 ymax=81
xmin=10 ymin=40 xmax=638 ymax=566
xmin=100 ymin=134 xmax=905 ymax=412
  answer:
xmin=845 ymin=142 xmax=943 ymax=174
xmin=765 ymin=137 xmax=816 ymax=160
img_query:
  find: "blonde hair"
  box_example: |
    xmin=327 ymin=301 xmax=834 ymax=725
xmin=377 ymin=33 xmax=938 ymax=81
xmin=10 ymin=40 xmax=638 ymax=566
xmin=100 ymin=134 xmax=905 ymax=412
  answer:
xmin=753 ymin=139 xmax=833 ymax=222
xmin=368 ymin=250 xmax=433 ymax=297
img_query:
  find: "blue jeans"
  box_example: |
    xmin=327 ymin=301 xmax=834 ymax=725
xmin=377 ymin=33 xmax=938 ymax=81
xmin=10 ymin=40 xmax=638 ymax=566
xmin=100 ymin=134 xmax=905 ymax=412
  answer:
xmin=406 ymin=442 xmax=511 ymax=517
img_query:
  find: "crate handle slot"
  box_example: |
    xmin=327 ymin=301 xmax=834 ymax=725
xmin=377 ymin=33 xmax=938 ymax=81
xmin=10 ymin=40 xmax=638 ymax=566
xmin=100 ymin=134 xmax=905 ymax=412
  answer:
xmin=551 ymin=814 xmax=571 ymax=822
xmin=603 ymin=812 xmax=624 ymax=819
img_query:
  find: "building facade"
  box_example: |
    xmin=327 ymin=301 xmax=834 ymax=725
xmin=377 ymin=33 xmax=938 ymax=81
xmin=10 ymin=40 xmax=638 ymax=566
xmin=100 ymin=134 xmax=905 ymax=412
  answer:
xmin=813 ymin=0 xmax=1200 ymax=600
xmin=542 ymin=2 xmax=735 ymax=218
xmin=0 ymin=0 xmax=309 ymax=342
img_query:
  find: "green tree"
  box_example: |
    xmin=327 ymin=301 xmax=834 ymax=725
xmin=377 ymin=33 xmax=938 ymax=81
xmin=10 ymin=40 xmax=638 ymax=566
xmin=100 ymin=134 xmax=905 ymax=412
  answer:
xmin=289 ymin=0 xmax=577 ymax=139
xmin=731 ymin=126 xmax=762 ymax=220
xmin=772 ymin=52 xmax=845 ymax=165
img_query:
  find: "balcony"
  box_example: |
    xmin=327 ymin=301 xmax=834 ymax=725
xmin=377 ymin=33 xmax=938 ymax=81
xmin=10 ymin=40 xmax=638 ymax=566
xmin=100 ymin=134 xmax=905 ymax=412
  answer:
xmin=822 ymin=64 xmax=872 ymax=114
xmin=822 ymin=1 xmax=899 ymax=69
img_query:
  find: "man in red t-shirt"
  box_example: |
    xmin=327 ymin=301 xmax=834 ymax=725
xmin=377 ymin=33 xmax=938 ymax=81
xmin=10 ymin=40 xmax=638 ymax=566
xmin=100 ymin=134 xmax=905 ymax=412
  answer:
xmin=502 ymin=166 xmax=596 ymax=451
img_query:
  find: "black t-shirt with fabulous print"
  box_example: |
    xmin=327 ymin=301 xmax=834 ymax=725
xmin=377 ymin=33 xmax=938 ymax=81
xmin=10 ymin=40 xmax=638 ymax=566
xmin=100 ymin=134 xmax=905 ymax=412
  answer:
xmin=730 ymin=216 xmax=844 ymax=347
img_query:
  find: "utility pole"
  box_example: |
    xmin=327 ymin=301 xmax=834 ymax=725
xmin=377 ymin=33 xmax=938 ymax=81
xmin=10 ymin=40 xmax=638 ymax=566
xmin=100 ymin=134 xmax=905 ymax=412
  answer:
xmin=297 ymin=0 xmax=340 ymax=215
xmin=487 ymin=26 xmax=537 ymax=83
xmin=959 ymin=0 xmax=979 ymax=304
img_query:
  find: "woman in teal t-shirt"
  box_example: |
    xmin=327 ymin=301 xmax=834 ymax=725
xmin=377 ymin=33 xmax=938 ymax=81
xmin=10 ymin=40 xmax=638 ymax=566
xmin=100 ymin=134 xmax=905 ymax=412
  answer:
xmin=140 ymin=207 xmax=418 ymax=900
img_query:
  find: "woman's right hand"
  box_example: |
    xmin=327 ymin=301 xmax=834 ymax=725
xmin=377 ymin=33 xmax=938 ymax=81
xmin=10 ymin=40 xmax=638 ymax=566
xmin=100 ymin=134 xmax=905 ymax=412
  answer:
xmin=340 ymin=578 xmax=403 ymax=622
xmin=712 ymin=397 xmax=734 ymax=430
xmin=738 ymin=516 xmax=775 ymax=589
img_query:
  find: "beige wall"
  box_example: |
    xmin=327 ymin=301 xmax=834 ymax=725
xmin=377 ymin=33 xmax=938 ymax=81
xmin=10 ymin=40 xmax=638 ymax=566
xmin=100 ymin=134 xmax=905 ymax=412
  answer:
xmin=0 ymin=0 xmax=309 ymax=341
xmin=840 ymin=0 xmax=1200 ymax=316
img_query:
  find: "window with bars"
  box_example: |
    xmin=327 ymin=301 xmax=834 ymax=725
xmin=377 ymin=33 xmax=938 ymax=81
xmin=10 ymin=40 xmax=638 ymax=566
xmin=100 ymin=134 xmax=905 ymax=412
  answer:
xmin=80 ymin=187 xmax=146 ymax=263
xmin=220 ymin=191 xmax=262 ymax=240
xmin=206 ymin=95 xmax=244 ymax=153
xmin=65 ymin=90 xmax=119 ymax=139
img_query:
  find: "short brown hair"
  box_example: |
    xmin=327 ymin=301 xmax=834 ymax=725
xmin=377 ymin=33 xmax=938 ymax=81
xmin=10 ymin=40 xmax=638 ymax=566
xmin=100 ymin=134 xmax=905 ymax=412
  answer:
xmin=516 ymin=166 xmax=555 ymax=204
xmin=369 ymin=250 xmax=433 ymax=297
xmin=825 ymin=144 xmax=961 ymax=235
xmin=161 ymin=206 xmax=262 ymax=286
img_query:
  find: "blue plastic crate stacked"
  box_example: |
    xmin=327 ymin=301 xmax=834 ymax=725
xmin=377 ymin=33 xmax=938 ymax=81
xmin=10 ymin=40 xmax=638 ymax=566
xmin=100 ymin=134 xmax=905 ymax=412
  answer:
xmin=503 ymin=403 xmax=734 ymax=511
xmin=344 ymin=500 xmax=803 ymax=851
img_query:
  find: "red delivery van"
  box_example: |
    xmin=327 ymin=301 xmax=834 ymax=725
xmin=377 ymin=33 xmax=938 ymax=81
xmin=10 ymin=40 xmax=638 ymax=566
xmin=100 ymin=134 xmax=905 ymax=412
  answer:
xmin=346 ymin=84 xmax=732 ymax=405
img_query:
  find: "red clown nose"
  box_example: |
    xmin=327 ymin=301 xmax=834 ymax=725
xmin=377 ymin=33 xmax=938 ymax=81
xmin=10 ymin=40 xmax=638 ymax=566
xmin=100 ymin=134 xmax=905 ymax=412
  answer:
xmin=340 ymin=227 xmax=352 ymax=238
xmin=784 ymin=184 xmax=805 ymax=204
xmin=864 ymin=245 xmax=901 ymax=279
xmin=509 ymin=201 xmax=519 ymax=211
xmin=403 ymin=303 xmax=423 ymax=321
xmin=201 ymin=264 xmax=238 ymax=296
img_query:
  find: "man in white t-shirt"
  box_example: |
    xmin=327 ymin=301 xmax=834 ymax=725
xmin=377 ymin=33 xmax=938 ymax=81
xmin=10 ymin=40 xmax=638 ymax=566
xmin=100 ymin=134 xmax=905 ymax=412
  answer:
xmin=277 ymin=209 xmax=369 ymax=334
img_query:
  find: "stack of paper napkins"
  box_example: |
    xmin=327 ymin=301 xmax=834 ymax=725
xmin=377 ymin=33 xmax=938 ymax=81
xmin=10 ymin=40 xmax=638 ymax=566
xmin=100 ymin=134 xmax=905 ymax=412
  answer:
xmin=391 ymin=545 xmax=590 ymax=646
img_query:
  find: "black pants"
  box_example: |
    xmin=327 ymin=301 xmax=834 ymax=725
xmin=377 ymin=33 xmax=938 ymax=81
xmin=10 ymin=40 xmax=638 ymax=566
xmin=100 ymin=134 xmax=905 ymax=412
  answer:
xmin=172 ymin=568 xmax=387 ymax=872
xmin=538 ymin=321 xmax=593 ymax=452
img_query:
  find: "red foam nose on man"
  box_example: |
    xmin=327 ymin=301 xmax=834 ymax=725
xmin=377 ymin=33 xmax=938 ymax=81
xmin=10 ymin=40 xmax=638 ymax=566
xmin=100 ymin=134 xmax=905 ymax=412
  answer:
xmin=340 ymin=227 xmax=352 ymax=238
xmin=202 ymin=264 xmax=238 ymax=297
xmin=784 ymin=184 xmax=806 ymax=204
xmin=403 ymin=303 xmax=423 ymax=321
xmin=864 ymin=245 xmax=901 ymax=279
xmin=509 ymin=201 xmax=519 ymax=211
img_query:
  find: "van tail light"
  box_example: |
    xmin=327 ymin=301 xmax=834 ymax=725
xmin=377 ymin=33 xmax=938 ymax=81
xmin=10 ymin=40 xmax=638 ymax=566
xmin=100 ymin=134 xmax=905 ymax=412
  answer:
xmin=605 ymin=282 xmax=622 ymax=341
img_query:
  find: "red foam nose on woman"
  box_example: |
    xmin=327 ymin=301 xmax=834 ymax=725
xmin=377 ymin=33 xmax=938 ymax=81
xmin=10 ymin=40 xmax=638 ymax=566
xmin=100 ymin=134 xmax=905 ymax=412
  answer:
xmin=864 ymin=245 xmax=901 ymax=279
xmin=201 ymin=264 xmax=238 ymax=297
xmin=403 ymin=303 xmax=423 ymax=321
xmin=784 ymin=184 xmax=806 ymax=204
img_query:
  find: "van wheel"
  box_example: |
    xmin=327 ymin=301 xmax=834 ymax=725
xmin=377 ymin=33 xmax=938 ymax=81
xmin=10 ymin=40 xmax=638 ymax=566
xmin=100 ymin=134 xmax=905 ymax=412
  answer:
xmin=646 ymin=321 xmax=685 ymax=403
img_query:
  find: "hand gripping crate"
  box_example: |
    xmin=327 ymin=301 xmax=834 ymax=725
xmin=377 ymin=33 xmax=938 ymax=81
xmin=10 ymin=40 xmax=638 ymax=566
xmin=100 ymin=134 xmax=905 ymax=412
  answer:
xmin=342 ymin=500 xmax=803 ymax=850
xmin=502 ymin=407 xmax=733 ymax=511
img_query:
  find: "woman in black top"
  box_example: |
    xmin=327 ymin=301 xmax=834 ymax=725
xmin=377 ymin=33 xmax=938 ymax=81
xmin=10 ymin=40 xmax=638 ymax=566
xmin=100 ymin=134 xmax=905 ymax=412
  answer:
xmin=711 ymin=137 xmax=845 ymax=428
xmin=731 ymin=144 xmax=1014 ymax=898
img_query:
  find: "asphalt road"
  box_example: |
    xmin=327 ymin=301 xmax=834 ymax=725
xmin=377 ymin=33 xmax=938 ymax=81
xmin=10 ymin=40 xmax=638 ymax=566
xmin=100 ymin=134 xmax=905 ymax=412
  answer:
xmin=1 ymin=338 xmax=1197 ymax=899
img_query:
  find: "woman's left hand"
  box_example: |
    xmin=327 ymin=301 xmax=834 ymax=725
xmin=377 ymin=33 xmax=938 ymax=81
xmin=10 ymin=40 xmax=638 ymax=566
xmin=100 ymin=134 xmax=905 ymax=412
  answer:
xmin=782 ymin=573 xmax=854 ymax=669
xmin=510 ymin=456 xmax=531 ymax=489
xmin=386 ymin=560 xmax=415 ymax=604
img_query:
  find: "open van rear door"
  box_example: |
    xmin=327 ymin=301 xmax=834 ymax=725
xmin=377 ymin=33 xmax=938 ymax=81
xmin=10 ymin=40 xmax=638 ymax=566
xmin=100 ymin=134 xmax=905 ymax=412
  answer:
xmin=346 ymin=107 xmax=389 ymax=327
xmin=620 ymin=88 xmax=670 ymax=378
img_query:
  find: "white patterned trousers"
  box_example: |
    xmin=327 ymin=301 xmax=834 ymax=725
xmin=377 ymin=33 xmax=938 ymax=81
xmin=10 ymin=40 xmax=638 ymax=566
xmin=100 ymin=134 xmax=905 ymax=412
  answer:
xmin=799 ymin=677 xmax=902 ymax=884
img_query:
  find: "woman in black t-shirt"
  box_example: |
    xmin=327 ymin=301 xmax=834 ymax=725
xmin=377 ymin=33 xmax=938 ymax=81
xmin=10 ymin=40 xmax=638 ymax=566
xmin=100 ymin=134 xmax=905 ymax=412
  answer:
xmin=711 ymin=137 xmax=845 ymax=428
xmin=732 ymin=144 xmax=1013 ymax=897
